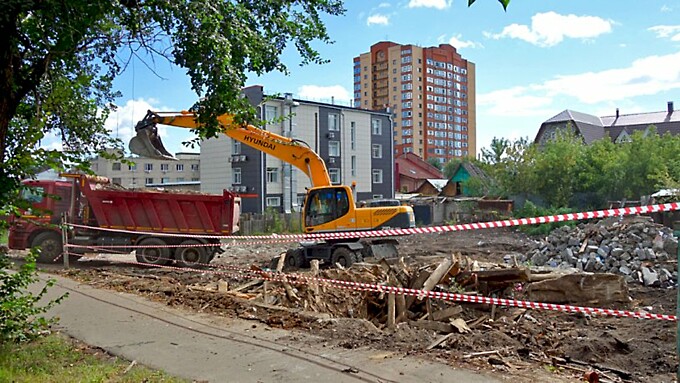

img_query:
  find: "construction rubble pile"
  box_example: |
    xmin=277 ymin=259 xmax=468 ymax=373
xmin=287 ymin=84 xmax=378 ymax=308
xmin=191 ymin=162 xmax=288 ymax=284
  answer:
xmin=521 ymin=216 xmax=678 ymax=287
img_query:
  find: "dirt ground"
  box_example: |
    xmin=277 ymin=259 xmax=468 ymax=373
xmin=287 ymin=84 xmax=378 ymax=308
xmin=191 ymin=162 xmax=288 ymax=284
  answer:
xmin=13 ymin=226 xmax=679 ymax=383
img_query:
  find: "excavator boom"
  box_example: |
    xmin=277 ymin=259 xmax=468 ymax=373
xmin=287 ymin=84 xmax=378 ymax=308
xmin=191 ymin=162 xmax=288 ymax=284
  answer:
xmin=130 ymin=111 xmax=332 ymax=188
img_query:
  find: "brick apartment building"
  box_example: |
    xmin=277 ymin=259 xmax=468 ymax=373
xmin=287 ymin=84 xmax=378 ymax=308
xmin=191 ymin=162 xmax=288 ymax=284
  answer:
xmin=353 ymin=41 xmax=476 ymax=164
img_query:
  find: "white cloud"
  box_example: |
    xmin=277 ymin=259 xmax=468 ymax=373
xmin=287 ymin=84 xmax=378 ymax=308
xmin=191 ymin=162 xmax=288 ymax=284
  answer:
xmin=297 ymin=85 xmax=351 ymax=104
xmin=480 ymin=51 xmax=680 ymax=117
xmin=487 ymin=12 xmax=613 ymax=47
xmin=447 ymin=34 xmax=482 ymax=49
xmin=540 ymin=51 xmax=680 ymax=103
xmin=649 ymin=25 xmax=680 ymax=41
xmin=407 ymin=0 xmax=450 ymax=10
xmin=478 ymin=86 xmax=553 ymax=117
xmin=378 ymin=2 xmax=391 ymax=8
xmin=661 ymin=5 xmax=673 ymax=13
xmin=367 ymin=14 xmax=389 ymax=26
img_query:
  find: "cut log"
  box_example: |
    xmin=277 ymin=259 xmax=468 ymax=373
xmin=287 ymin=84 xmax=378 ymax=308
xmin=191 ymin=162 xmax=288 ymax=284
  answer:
xmin=387 ymin=293 xmax=396 ymax=329
xmin=311 ymin=260 xmax=320 ymax=304
xmin=431 ymin=305 xmax=463 ymax=322
xmin=418 ymin=254 xmax=456 ymax=301
xmin=526 ymin=273 xmax=629 ymax=305
xmin=475 ymin=268 xmax=530 ymax=283
xmin=230 ymin=279 xmax=262 ymax=293
xmin=404 ymin=268 xmax=432 ymax=310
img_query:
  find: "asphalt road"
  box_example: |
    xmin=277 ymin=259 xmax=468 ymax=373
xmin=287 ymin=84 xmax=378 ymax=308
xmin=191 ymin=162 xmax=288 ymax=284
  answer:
xmin=33 ymin=272 xmax=501 ymax=383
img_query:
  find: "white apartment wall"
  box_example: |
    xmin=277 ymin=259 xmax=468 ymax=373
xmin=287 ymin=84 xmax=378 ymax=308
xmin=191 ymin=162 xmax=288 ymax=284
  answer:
xmin=92 ymin=153 xmax=199 ymax=189
xmin=341 ymin=111 xmax=372 ymax=194
xmin=200 ymin=134 xmax=232 ymax=194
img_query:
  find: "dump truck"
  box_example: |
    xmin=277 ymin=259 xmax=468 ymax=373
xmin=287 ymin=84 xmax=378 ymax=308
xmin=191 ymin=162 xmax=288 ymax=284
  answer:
xmin=8 ymin=173 xmax=240 ymax=267
xmin=130 ymin=110 xmax=415 ymax=268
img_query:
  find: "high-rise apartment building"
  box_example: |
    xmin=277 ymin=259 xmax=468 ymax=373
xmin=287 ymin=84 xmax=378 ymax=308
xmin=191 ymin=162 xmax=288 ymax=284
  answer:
xmin=353 ymin=42 xmax=476 ymax=164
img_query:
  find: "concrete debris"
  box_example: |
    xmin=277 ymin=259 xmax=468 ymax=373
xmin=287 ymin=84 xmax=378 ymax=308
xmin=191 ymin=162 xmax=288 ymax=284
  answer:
xmin=523 ymin=216 xmax=678 ymax=287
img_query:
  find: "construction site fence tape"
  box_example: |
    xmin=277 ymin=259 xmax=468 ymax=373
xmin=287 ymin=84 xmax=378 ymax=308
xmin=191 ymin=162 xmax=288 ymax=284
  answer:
xmin=65 ymin=202 xmax=680 ymax=242
xmin=58 ymin=250 xmax=677 ymax=322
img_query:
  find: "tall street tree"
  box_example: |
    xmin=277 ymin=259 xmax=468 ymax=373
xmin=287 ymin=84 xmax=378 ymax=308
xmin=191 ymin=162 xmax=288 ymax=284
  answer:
xmin=0 ymin=0 xmax=345 ymax=212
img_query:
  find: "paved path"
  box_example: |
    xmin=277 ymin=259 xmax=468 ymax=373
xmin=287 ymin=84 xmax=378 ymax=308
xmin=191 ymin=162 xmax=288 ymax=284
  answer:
xmin=35 ymin=272 xmax=501 ymax=383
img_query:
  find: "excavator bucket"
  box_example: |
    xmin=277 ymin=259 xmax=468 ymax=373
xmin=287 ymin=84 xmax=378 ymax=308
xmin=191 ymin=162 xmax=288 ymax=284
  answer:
xmin=128 ymin=112 xmax=177 ymax=161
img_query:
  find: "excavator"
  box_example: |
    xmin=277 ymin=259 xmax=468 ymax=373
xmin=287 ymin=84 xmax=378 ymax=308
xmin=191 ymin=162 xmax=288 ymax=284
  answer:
xmin=130 ymin=110 xmax=415 ymax=268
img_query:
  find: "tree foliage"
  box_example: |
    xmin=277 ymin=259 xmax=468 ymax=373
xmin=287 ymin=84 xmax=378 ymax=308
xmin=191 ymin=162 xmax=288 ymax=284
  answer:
xmin=0 ymin=251 xmax=67 ymax=343
xmin=477 ymin=129 xmax=680 ymax=209
xmin=0 ymin=0 xmax=345 ymax=213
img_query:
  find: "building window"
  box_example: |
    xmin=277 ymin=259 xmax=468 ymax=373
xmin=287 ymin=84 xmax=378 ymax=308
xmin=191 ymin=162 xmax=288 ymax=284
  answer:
xmin=161 ymin=177 xmax=170 ymax=184
xmin=191 ymin=164 xmax=199 ymax=171
xmin=372 ymin=144 xmax=383 ymax=159
xmin=144 ymin=163 xmax=153 ymax=172
xmin=112 ymin=163 xmax=121 ymax=171
xmin=112 ymin=177 xmax=121 ymax=185
xmin=266 ymin=197 xmax=281 ymax=207
xmin=372 ymin=119 xmax=383 ymax=135
xmin=329 ymin=168 xmax=340 ymax=184
xmin=191 ymin=177 xmax=199 ymax=181
xmin=145 ymin=177 xmax=154 ymax=185
xmin=176 ymin=164 xmax=184 ymax=172
xmin=233 ymin=141 xmax=241 ymax=154
xmin=161 ymin=163 xmax=169 ymax=171
xmin=266 ymin=167 xmax=279 ymax=183
xmin=329 ymin=141 xmax=340 ymax=157
xmin=265 ymin=105 xmax=278 ymax=121
xmin=372 ymin=169 xmax=383 ymax=184
xmin=176 ymin=177 xmax=185 ymax=182
xmin=351 ymin=155 xmax=356 ymax=177
xmin=233 ymin=168 xmax=241 ymax=184
xmin=128 ymin=163 xmax=137 ymax=171
xmin=328 ymin=113 xmax=340 ymax=131
xmin=350 ymin=122 xmax=356 ymax=150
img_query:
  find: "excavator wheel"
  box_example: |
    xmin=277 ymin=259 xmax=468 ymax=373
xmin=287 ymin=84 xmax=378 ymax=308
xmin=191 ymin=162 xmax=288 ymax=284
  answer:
xmin=175 ymin=239 xmax=210 ymax=268
xmin=135 ymin=237 xmax=171 ymax=266
xmin=32 ymin=231 xmax=63 ymax=263
xmin=331 ymin=247 xmax=357 ymax=269
xmin=284 ymin=248 xmax=309 ymax=270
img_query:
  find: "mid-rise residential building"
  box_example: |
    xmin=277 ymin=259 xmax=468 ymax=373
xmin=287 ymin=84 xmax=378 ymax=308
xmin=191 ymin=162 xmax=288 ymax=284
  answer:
xmin=92 ymin=150 xmax=200 ymax=189
xmin=353 ymin=41 xmax=476 ymax=164
xmin=200 ymin=85 xmax=394 ymax=214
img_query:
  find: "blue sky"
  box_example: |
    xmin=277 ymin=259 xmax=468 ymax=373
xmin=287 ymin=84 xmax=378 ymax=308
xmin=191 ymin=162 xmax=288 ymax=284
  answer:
xmin=47 ymin=0 xmax=680 ymax=157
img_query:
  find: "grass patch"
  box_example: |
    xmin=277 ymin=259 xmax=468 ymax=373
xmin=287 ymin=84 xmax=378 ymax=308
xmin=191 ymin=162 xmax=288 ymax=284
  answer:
xmin=0 ymin=333 xmax=187 ymax=383
xmin=0 ymin=229 xmax=7 ymax=245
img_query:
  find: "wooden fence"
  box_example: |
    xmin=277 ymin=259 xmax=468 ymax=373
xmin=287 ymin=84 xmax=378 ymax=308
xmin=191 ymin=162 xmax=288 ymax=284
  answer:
xmin=238 ymin=212 xmax=303 ymax=235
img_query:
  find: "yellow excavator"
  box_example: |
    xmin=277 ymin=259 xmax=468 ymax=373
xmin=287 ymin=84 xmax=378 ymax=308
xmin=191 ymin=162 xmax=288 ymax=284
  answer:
xmin=130 ymin=110 xmax=415 ymax=268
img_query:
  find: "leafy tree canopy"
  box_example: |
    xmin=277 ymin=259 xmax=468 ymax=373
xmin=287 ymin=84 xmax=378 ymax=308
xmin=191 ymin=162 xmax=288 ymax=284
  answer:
xmin=0 ymin=0 xmax=345 ymax=212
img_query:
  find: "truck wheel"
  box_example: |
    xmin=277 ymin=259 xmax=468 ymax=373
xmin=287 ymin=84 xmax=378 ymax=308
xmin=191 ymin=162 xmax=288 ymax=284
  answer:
xmin=135 ymin=237 xmax=171 ymax=265
xmin=331 ymin=247 xmax=356 ymax=268
xmin=175 ymin=240 xmax=209 ymax=268
xmin=32 ymin=231 xmax=62 ymax=263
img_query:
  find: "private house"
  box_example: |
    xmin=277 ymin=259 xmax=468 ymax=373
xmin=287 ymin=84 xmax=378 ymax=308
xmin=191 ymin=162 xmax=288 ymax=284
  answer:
xmin=449 ymin=162 xmax=489 ymax=196
xmin=535 ymin=101 xmax=680 ymax=145
xmin=395 ymin=152 xmax=443 ymax=193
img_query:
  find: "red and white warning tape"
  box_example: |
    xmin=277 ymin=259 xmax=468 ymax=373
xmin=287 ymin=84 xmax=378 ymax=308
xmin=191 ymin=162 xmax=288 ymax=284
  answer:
xmin=62 ymin=252 xmax=677 ymax=322
xmin=66 ymin=202 xmax=680 ymax=242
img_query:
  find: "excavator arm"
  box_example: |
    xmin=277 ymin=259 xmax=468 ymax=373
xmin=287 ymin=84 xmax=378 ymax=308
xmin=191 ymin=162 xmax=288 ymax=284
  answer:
xmin=130 ymin=110 xmax=332 ymax=188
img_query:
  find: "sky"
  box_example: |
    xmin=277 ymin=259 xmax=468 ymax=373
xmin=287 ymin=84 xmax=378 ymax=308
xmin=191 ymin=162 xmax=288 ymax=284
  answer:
xmin=47 ymin=0 xmax=680 ymax=157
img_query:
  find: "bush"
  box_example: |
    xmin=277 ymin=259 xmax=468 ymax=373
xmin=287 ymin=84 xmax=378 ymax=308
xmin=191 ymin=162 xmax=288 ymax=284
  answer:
xmin=0 ymin=251 xmax=67 ymax=344
xmin=513 ymin=201 xmax=576 ymax=236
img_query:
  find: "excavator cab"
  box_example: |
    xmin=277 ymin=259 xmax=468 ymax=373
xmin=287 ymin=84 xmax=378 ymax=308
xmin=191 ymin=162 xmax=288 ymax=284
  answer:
xmin=304 ymin=187 xmax=351 ymax=230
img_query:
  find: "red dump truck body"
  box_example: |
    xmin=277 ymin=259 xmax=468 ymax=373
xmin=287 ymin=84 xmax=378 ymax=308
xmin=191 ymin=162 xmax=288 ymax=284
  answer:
xmin=9 ymin=174 xmax=240 ymax=267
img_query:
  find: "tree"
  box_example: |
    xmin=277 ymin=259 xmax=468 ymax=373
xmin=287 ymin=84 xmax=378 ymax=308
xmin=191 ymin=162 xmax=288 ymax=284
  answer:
xmin=427 ymin=157 xmax=443 ymax=170
xmin=468 ymin=0 xmax=510 ymax=10
xmin=480 ymin=137 xmax=510 ymax=165
xmin=0 ymin=0 xmax=345 ymax=212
